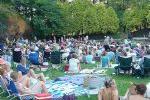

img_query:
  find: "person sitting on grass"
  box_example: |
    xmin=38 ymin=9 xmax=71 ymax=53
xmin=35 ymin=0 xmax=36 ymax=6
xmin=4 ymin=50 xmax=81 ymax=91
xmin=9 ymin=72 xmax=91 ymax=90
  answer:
xmin=106 ymin=49 xmax=115 ymax=62
xmin=82 ymin=52 xmax=87 ymax=63
xmin=98 ymin=79 xmax=119 ymax=100
xmin=86 ymin=51 xmax=95 ymax=64
xmin=68 ymin=53 xmax=80 ymax=73
xmin=124 ymin=83 xmax=147 ymax=100
xmin=10 ymin=71 xmax=48 ymax=94
xmin=101 ymin=51 xmax=110 ymax=68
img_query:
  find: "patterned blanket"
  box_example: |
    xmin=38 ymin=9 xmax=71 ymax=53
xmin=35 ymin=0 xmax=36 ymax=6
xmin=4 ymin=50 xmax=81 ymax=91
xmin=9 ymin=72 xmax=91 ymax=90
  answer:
xmin=45 ymin=74 xmax=106 ymax=99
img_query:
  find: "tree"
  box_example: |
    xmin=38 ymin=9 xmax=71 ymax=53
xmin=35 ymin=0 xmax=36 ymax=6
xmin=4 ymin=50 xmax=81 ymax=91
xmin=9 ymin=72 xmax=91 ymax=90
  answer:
xmin=106 ymin=7 xmax=119 ymax=33
xmin=13 ymin=0 xmax=67 ymax=38
xmin=83 ymin=6 xmax=99 ymax=34
xmin=123 ymin=2 xmax=150 ymax=32
xmin=96 ymin=3 xmax=119 ymax=34
xmin=146 ymin=12 xmax=150 ymax=28
xmin=69 ymin=0 xmax=93 ymax=34
xmin=0 ymin=3 xmax=18 ymax=41
xmin=123 ymin=8 xmax=143 ymax=32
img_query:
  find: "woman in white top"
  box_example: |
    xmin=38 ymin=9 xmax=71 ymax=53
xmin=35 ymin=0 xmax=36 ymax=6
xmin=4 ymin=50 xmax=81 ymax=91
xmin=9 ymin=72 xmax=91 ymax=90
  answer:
xmin=69 ymin=53 xmax=80 ymax=73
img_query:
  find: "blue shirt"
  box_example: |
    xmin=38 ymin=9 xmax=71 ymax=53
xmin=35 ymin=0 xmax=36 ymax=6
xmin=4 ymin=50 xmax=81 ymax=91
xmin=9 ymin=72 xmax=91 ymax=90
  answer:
xmin=106 ymin=51 xmax=115 ymax=61
xmin=16 ymin=64 xmax=29 ymax=75
xmin=86 ymin=55 xmax=93 ymax=63
xmin=29 ymin=52 xmax=39 ymax=64
xmin=101 ymin=56 xmax=109 ymax=67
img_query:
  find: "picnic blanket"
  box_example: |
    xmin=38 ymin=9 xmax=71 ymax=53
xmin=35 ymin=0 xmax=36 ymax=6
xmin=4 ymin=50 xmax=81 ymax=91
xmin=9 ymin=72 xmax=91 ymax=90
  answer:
xmin=45 ymin=74 xmax=106 ymax=99
xmin=46 ymin=80 xmax=87 ymax=98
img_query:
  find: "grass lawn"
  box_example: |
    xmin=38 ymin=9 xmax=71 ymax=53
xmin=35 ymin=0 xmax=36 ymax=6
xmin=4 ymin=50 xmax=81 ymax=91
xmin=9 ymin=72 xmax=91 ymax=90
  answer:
xmin=0 ymin=62 xmax=150 ymax=100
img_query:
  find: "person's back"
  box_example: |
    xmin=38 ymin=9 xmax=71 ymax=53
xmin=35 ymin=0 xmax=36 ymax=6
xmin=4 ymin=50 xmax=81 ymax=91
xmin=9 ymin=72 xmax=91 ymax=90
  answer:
xmin=86 ymin=54 xmax=93 ymax=63
xmin=101 ymin=88 xmax=114 ymax=100
xmin=98 ymin=79 xmax=118 ymax=100
xmin=69 ymin=58 xmax=79 ymax=73
xmin=101 ymin=52 xmax=110 ymax=68
xmin=29 ymin=51 xmax=39 ymax=64
xmin=106 ymin=51 xmax=115 ymax=61
xmin=69 ymin=53 xmax=80 ymax=73
xmin=16 ymin=64 xmax=28 ymax=76
xmin=129 ymin=95 xmax=144 ymax=100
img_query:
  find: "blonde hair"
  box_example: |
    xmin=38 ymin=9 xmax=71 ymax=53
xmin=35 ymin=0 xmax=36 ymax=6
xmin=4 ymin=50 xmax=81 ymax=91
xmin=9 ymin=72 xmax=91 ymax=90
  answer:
xmin=10 ymin=72 xmax=19 ymax=82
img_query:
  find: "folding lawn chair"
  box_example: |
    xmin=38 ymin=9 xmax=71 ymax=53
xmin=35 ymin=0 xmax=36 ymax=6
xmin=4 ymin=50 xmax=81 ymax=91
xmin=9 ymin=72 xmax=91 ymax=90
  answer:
xmin=43 ymin=51 xmax=51 ymax=62
xmin=50 ymin=51 xmax=62 ymax=69
xmin=12 ymin=50 xmax=22 ymax=63
xmin=143 ymin=57 xmax=150 ymax=76
xmin=115 ymin=56 xmax=133 ymax=75
xmin=0 ymin=75 xmax=12 ymax=98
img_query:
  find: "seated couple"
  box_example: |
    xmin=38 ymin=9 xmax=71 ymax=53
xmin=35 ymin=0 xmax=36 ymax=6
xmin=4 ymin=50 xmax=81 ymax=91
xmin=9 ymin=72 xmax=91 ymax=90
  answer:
xmin=0 ymin=60 xmax=48 ymax=95
xmin=98 ymin=79 xmax=148 ymax=100
xmin=10 ymin=71 xmax=48 ymax=94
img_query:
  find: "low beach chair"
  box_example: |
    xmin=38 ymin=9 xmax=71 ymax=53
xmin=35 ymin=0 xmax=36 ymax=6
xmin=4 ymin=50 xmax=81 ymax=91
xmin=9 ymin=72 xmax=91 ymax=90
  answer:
xmin=0 ymin=75 xmax=34 ymax=100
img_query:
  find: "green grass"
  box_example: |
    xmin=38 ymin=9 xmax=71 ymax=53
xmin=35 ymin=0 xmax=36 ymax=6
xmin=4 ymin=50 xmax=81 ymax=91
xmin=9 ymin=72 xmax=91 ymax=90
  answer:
xmin=0 ymin=63 xmax=150 ymax=100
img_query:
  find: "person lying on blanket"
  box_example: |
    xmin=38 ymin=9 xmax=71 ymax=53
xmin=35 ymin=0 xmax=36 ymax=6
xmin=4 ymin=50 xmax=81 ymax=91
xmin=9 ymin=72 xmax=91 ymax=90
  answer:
xmin=10 ymin=71 xmax=48 ymax=94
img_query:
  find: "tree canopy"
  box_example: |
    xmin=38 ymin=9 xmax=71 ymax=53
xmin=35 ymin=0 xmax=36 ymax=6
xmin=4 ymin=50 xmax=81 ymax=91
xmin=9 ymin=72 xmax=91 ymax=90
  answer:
xmin=1 ymin=0 xmax=150 ymax=38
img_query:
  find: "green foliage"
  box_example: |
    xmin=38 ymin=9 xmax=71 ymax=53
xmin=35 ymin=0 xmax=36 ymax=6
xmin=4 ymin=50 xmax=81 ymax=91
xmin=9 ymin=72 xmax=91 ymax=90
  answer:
xmin=0 ymin=3 xmax=18 ymax=41
xmin=146 ymin=11 xmax=150 ymax=28
xmin=95 ymin=4 xmax=119 ymax=34
xmin=13 ymin=0 xmax=67 ymax=38
xmin=83 ymin=6 xmax=99 ymax=34
xmin=123 ymin=3 xmax=150 ymax=32
xmin=123 ymin=8 xmax=143 ymax=31
xmin=58 ymin=0 xmax=119 ymax=35
xmin=69 ymin=0 xmax=92 ymax=34
xmin=107 ymin=7 xmax=119 ymax=33
xmin=1 ymin=0 xmax=149 ymax=38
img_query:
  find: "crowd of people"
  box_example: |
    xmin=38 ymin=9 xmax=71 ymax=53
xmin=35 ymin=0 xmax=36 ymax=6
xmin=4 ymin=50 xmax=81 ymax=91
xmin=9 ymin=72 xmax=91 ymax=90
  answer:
xmin=0 ymin=36 xmax=150 ymax=99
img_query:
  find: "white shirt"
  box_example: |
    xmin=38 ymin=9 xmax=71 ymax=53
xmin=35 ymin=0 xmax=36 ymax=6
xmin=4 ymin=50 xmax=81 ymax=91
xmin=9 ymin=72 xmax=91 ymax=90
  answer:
xmin=69 ymin=58 xmax=79 ymax=73
xmin=145 ymin=83 xmax=150 ymax=98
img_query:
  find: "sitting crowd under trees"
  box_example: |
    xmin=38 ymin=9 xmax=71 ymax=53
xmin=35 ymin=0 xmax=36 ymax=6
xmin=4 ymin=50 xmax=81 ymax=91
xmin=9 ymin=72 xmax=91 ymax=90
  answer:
xmin=0 ymin=36 xmax=150 ymax=99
